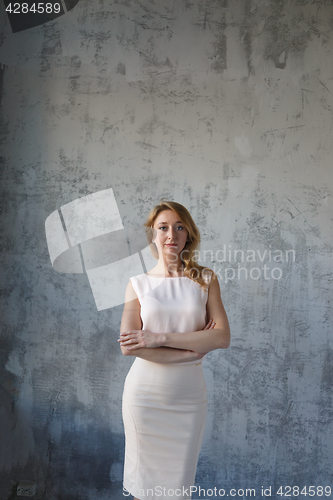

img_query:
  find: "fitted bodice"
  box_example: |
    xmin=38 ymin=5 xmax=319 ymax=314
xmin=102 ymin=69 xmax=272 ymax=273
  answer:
xmin=130 ymin=274 xmax=209 ymax=363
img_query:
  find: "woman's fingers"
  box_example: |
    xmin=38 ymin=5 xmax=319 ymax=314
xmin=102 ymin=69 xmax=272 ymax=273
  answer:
xmin=118 ymin=331 xmax=141 ymax=346
xmin=119 ymin=338 xmax=136 ymax=345
xmin=119 ymin=330 xmax=139 ymax=337
xmin=118 ymin=330 xmax=161 ymax=349
xmin=119 ymin=337 xmax=143 ymax=350
xmin=204 ymin=319 xmax=216 ymax=330
xmin=119 ymin=336 xmax=140 ymax=345
xmin=125 ymin=343 xmax=142 ymax=350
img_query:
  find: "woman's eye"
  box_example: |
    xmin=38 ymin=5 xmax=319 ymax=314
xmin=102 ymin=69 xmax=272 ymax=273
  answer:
xmin=177 ymin=226 xmax=184 ymax=230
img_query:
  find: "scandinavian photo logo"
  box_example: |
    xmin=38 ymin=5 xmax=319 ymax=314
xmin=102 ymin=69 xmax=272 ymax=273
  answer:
xmin=181 ymin=245 xmax=295 ymax=283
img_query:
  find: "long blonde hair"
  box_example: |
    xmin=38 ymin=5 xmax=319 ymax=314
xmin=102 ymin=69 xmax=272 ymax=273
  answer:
xmin=144 ymin=201 xmax=212 ymax=289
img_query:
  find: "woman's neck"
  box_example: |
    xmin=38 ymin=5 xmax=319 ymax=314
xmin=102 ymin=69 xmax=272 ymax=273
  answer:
xmin=152 ymin=258 xmax=184 ymax=277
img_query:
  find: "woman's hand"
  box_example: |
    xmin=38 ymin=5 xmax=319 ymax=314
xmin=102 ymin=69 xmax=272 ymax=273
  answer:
xmin=204 ymin=319 xmax=216 ymax=330
xmin=118 ymin=330 xmax=163 ymax=350
xmin=181 ymin=320 xmax=215 ymax=362
xmin=184 ymin=350 xmax=207 ymax=362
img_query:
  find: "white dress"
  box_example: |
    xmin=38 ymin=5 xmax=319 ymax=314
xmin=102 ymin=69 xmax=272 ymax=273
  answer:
xmin=122 ymin=274 xmax=209 ymax=500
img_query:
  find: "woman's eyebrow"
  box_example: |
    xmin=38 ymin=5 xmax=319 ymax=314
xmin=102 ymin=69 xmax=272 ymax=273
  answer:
xmin=157 ymin=221 xmax=183 ymax=225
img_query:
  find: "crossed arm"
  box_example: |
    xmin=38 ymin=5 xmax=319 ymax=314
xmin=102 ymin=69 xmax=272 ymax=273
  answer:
xmin=119 ymin=273 xmax=230 ymax=364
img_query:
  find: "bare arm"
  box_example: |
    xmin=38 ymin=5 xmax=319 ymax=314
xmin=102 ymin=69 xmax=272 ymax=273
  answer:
xmin=120 ymin=273 xmax=230 ymax=354
xmin=119 ymin=281 xmax=205 ymax=364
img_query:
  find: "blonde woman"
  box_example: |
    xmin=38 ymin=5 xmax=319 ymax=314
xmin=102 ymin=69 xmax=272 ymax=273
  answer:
xmin=119 ymin=201 xmax=230 ymax=500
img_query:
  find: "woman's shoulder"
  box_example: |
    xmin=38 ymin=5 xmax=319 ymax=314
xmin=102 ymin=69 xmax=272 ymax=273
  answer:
xmin=129 ymin=273 xmax=147 ymax=282
xmin=200 ymin=267 xmax=215 ymax=287
xmin=128 ymin=273 xmax=155 ymax=298
xmin=129 ymin=273 xmax=149 ymax=290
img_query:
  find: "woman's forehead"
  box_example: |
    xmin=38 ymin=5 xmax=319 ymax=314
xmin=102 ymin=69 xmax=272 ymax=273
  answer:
xmin=154 ymin=210 xmax=182 ymax=224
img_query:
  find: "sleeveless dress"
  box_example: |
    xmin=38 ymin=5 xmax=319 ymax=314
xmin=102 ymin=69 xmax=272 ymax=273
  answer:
xmin=122 ymin=274 xmax=209 ymax=500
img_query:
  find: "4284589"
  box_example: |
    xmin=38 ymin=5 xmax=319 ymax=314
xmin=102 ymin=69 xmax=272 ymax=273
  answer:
xmin=5 ymin=3 xmax=61 ymax=14
xmin=272 ymin=485 xmax=331 ymax=497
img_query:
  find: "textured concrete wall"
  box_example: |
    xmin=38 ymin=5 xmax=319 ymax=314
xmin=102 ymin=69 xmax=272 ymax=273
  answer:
xmin=0 ymin=0 xmax=332 ymax=499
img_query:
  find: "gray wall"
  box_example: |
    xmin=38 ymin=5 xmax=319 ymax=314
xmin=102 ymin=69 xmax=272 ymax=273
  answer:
xmin=1 ymin=0 xmax=332 ymax=499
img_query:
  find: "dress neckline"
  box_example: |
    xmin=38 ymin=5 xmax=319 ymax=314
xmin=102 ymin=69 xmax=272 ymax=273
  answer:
xmin=145 ymin=274 xmax=187 ymax=279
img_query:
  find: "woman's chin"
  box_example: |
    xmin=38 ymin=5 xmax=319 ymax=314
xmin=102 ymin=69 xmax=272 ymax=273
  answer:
xmin=163 ymin=246 xmax=180 ymax=255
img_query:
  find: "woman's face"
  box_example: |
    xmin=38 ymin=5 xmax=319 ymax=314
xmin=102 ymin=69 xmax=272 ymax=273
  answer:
xmin=152 ymin=210 xmax=188 ymax=260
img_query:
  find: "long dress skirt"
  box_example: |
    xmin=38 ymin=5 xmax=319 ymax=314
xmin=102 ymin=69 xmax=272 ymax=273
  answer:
xmin=122 ymin=357 xmax=207 ymax=500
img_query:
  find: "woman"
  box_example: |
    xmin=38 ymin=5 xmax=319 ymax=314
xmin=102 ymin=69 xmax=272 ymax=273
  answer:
xmin=119 ymin=201 xmax=230 ymax=500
